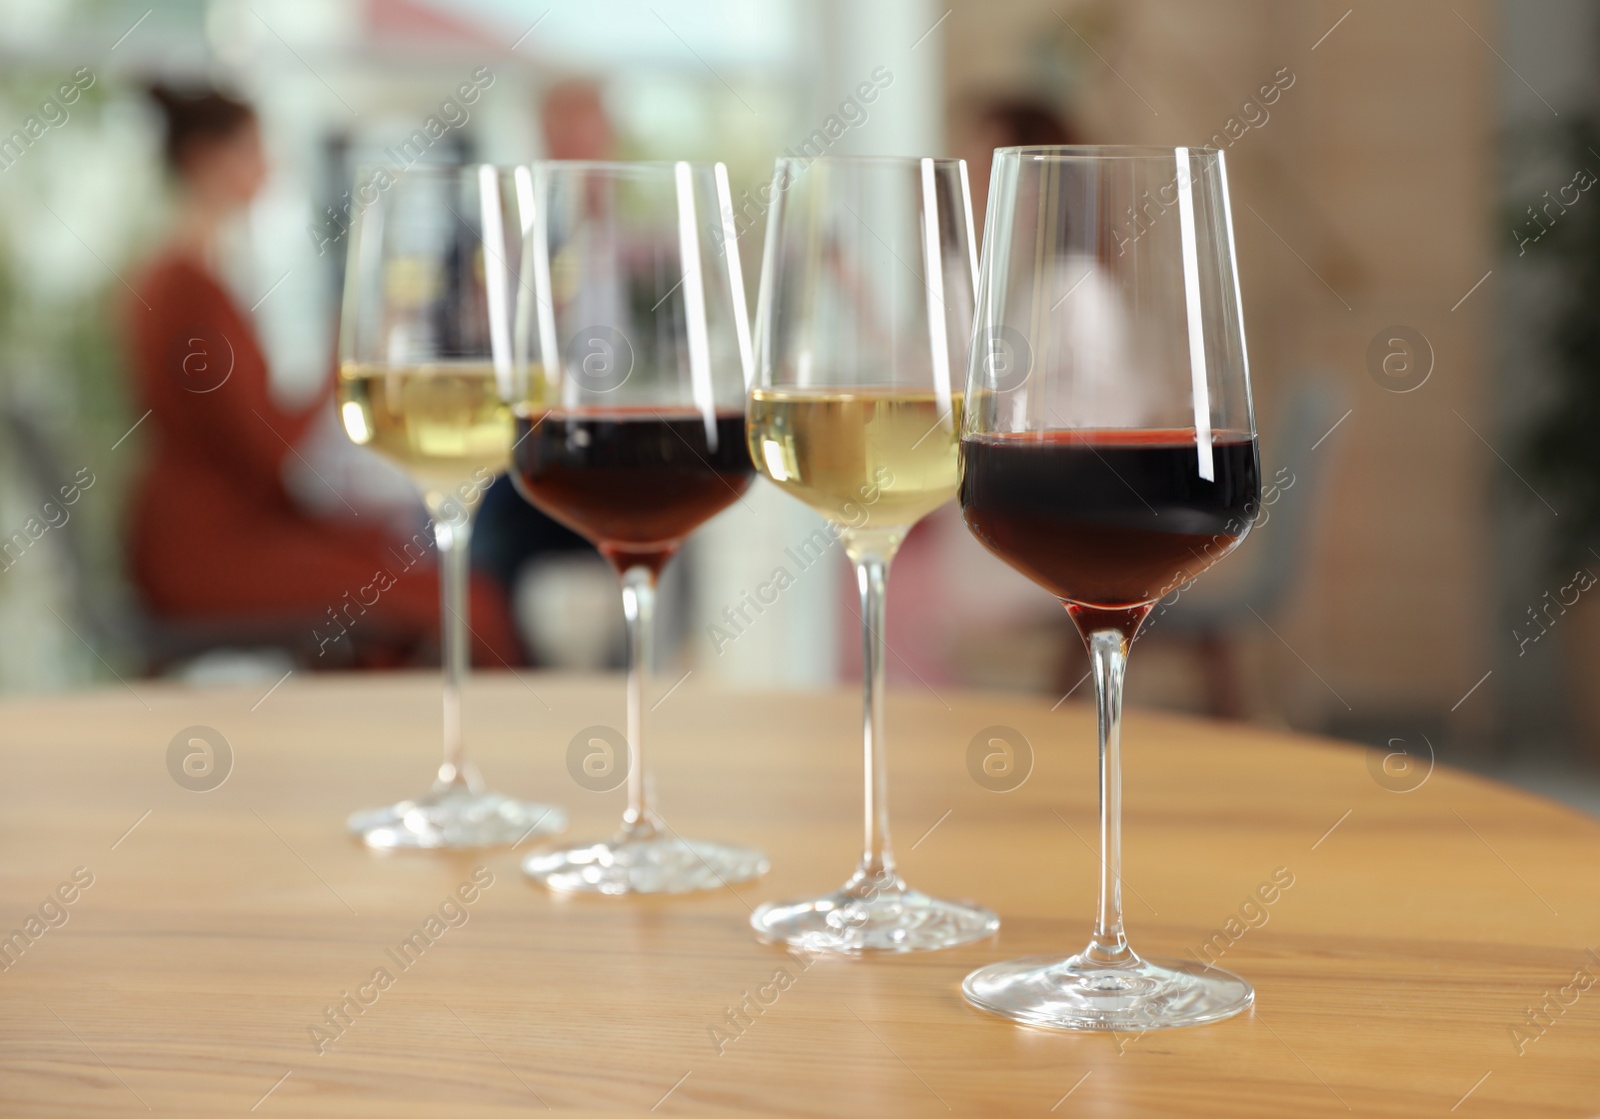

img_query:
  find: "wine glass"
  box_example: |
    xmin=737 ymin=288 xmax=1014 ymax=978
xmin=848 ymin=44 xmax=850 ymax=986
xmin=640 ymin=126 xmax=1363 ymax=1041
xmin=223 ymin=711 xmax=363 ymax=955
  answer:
xmin=508 ymin=160 xmax=769 ymax=894
xmin=337 ymin=165 xmax=567 ymax=849
xmin=747 ymin=156 xmax=999 ymax=952
xmin=958 ymin=145 xmax=1261 ymax=1028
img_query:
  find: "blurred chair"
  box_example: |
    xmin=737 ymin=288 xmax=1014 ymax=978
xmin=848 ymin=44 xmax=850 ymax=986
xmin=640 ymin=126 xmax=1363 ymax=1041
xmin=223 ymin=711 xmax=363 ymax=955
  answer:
xmin=1140 ymin=375 xmax=1348 ymax=719
xmin=1 ymin=403 xmax=342 ymax=674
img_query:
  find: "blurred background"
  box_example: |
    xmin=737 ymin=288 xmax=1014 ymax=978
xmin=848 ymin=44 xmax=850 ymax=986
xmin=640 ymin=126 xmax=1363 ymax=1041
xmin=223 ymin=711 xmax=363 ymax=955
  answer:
xmin=1 ymin=0 xmax=1597 ymax=809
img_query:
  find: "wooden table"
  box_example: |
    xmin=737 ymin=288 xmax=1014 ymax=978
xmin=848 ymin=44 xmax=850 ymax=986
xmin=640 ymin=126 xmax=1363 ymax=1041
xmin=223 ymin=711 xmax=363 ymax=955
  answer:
xmin=2 ymin=672 xmax=1598 ymax=1117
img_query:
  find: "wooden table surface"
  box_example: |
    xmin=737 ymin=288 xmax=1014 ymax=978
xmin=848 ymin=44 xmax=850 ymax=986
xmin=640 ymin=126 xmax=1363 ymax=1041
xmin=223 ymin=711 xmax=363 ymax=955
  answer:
xmin=2 ymin=671 xmax=1598 ymax=1117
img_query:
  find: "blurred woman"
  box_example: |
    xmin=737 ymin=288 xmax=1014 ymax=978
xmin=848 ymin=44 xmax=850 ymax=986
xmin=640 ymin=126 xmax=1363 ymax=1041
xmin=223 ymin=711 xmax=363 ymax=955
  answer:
xmin=125 ymin=84 xmax=520 ymax=666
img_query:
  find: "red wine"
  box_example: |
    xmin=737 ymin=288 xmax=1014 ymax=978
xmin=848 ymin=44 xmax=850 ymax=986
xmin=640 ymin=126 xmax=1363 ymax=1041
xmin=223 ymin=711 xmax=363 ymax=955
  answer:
xmin=513 ymin=410 xmax=752 ymax=576
xmin=960 ymin=429 xmax=1260 ymax=614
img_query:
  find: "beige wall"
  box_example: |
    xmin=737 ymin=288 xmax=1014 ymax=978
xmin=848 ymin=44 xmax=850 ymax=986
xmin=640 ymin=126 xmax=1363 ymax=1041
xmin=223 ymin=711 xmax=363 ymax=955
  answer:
xmin=944 ymin=0 xmax=1497 ymax=731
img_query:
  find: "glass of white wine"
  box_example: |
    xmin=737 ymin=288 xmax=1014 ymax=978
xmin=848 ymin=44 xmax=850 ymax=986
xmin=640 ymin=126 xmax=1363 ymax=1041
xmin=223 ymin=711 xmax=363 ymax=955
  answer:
xmin=336 ymin=164 xmax=567 ymax=849
xmin=747 ymin=155 xmax=999 ymax=951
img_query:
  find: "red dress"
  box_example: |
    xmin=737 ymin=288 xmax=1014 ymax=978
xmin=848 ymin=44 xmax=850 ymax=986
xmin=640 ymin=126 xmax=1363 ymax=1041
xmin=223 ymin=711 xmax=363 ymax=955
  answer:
xmin=125 ymin=253 xmax=521 ymax=666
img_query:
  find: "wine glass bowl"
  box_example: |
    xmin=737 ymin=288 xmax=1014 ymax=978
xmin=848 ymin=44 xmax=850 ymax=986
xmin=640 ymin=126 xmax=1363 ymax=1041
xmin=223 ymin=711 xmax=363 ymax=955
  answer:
xmin=509 ymin=159 xmax=768 ymax=894
xmin=747 ymin=155 xmax=999 ymax=952
xmin=337 ymin=165 xmax=567 ymax=850
xmin=958 ymin=146 xmax=1261 ymax=1027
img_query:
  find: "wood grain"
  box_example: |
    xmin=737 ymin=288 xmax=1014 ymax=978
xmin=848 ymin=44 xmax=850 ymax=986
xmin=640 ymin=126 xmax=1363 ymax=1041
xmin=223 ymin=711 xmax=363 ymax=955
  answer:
xmin=0 ymin=672 xmax=1595 ymax=1117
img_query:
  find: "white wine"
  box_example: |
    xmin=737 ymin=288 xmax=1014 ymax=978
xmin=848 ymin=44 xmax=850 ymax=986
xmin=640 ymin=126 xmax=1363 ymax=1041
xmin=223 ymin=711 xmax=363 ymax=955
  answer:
xmin=338 ymin=362 xmax=512 ymax=498
xmin=747 ymin=388 xmax=963 ymax=530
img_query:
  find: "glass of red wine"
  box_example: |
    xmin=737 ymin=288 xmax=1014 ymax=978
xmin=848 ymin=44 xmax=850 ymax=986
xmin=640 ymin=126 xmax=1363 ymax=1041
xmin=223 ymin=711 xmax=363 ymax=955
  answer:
xmin=959 ymin=146 xmax=1261 ymax=1029
xmin=507 ymin=160 xmax=768 ymax=894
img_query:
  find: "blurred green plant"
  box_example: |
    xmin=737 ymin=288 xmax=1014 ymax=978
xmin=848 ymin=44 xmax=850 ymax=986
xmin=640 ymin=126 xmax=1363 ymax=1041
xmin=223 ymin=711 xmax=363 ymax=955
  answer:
xmin=0 ymin=68 xmax=142 ymax=445
xmin=1522 ymin=115 xmax=1600 ymax=562
xmin=0 ymin=65 xmax=160 ymax=687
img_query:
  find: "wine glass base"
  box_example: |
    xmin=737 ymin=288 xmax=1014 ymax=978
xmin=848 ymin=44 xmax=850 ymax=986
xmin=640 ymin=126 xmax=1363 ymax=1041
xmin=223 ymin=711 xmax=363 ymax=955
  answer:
xmin=348 ymin=787 xmax=567 ymax=850
xmin=751 ymin=887 xmax=999 ymax=954
xmin=962 ymin=953 xmax=1253 ymax=1031
xmin=523 ymin=834 xmax=769 ymax=895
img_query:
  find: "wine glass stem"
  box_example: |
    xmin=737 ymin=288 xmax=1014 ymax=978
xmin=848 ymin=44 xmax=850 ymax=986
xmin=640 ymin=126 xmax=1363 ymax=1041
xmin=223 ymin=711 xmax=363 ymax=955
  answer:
xmin=853 ymin=551 xmax=898 ymax=895
xmin=620 ymin=565 xmax=661 ymax=840
xmin=1086 ymin=628 xmax=1133 ymax=965
xmin=428 ymin=499 xmax=480 ymax=794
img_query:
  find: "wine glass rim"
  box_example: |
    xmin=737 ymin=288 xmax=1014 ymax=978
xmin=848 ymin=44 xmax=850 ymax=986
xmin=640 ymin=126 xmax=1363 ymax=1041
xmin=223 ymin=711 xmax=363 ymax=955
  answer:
xmin=351 ymin=161 xmax=515 ymax=177
xmin=349 ymin=160 xmax=731 ymax=181
xmin=996 ymin=144 xmax=1223 ymax=160
xmin=773 ymin=154 xmax=964 ymax=168
xmin=528 ymin=158 xmax=727 ymax=173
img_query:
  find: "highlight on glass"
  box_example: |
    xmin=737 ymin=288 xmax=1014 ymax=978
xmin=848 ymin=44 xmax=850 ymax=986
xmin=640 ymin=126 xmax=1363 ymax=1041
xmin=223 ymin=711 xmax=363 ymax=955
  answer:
xmin=508 ymin=159 xmax=769 ymax=894
xmin=747 ymin=155 xmax=999 ymax=952
xmin=336 ymin=165 xmax=568 ymax=849
xmin=959 ymin=146 xmax=1261 ymax=1028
